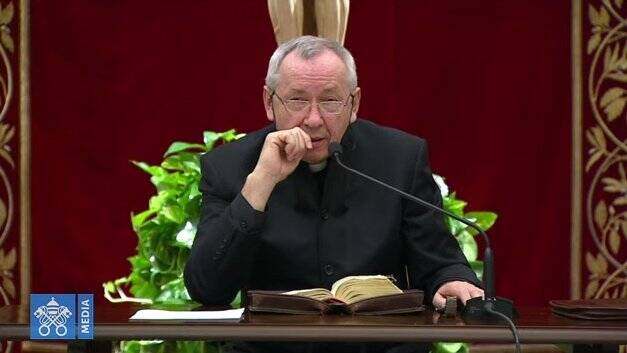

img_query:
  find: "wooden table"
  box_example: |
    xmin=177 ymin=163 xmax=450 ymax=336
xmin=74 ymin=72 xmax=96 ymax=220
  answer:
xmin=1 ymin=303 xmax=625 ymax=347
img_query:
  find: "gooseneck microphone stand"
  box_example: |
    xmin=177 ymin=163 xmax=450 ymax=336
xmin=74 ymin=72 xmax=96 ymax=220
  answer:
xmin=327 ymin=142 xmax=516 ymax=320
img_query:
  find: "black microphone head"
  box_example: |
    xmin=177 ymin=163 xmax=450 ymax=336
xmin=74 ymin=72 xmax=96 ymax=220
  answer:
xmin=328 ymin=142 xmax=343 ymax=158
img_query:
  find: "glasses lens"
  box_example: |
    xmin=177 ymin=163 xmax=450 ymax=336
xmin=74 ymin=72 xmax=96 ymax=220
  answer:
xmin=284 ymin=100 xmax=309 ymax=113
xmin=319 ymin=101 xmax=344 ymax=115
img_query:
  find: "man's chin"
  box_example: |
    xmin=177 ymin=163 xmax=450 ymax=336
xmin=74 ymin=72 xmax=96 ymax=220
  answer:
xmin=303 ymin=151 xmax=329 ymax=164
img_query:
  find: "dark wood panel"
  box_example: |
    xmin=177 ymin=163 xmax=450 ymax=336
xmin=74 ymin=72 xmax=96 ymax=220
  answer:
xmin=2 ymin=304 xmax=626 ymax=343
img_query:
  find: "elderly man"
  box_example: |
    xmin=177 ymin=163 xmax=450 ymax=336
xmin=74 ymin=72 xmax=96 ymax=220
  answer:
xmin=184 ymin=36 xmax=483 ymax=353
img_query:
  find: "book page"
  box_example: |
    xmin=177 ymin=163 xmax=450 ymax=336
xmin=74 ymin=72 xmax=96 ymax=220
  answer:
xmin=283 ymin=288 xmax=336 ymax=302
xmin=331 ymin=275 xmax=402 ymax=305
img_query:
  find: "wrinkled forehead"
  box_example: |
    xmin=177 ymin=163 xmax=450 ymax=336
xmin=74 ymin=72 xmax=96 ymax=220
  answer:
xmin=278 ymin=49 xmax=350 ymax=90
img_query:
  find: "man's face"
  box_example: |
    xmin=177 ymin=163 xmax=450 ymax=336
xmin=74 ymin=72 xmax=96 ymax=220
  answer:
xmin=263 ymin=49 xmax=361 ymax=164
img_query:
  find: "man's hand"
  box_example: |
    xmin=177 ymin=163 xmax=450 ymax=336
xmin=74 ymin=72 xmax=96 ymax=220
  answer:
xmin=254 ymin=127 xmax=312 ymax=184
xmin=432 ymin=281 xmax=484 ymax=309
xmin=242 ymin=127 xmax=312 ymax=211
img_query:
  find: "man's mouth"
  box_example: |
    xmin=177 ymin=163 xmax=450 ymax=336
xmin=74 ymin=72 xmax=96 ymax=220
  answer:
xmin=310 ymin=137 xmax=326 ymax=148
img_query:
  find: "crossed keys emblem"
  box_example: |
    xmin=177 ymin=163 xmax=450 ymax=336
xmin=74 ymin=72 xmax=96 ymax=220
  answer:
xmin=33 ymin=297 xmax=72 ymax=336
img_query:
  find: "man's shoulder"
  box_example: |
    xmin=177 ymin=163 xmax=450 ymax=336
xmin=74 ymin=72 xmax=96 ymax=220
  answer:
xmin=352 ymin=119 xmax=426 ymax=151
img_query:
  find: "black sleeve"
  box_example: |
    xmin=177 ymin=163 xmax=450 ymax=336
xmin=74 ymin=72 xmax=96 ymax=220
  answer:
xmin=401 ymin=140 xmax=482 ymax=302
xmin=184 ymin=156 xmax=266 ymax=305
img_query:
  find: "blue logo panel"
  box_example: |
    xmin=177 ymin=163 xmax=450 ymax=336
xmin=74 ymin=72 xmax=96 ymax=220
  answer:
xmin=77 ymin=294 xmax=94 ymax=339
xmin=30 ymin=294 xmax=76 ymax=340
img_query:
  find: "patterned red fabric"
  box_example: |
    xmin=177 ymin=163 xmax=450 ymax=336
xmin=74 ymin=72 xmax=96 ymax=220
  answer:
xmin=30 ymin=1 xmax=570 ymax=305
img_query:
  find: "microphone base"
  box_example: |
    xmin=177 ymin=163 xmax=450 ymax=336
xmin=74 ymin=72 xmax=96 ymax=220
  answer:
xmin=462 ymin=296 xmax=517 ymax=321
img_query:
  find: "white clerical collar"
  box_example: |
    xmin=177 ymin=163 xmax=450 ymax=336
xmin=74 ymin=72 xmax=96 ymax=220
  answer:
xmin=308 ymin=160 xmax=327 ymax=173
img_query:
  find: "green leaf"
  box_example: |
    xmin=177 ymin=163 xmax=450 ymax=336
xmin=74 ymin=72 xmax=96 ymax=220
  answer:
xmin=131 ymin=210 xmax=156 ymax=230
xmin=189 ymin=183 xmax=201 ymax=199
xmin=161 ymin=205 xmax=186 ymax=224
xmin=128 ymin=256 xmax=151 ymax=270
xmin=433 ymin=342 xmax=468 ymax=353
xmin=443 ymin=195 xmax=467 ymax=217
xmin=469 ymin=260 xmax=484 ymax=281
xmin=132 ymin=161 xmax=166 ymax=177
xmin=457 ymin=232 xmax=478 ymax=262
xmin=103 ymin=281 xmax=116 ymax=294
xmin=120 ymin=341 xmax=141 ymax=353
xmin=177 ymin=153 xmax=202 ymax=174
xmin=448 ymin=218 xmax=468 ymax=237
xmin=464 ymin=212 xmax=498 ymax=235
xmin=230 ymin=290 xmax=243 ymax=308
xmin=154 ymin=278 xmax=191 ymax=304
xmin=130 ymin=281 xmax=160 ymax=299
xmin=151 ymin=174 xmax=190 ymax=192
xmin=163 ymin=142 xmax=206 ymax=158
xmin=148 ymin=194 xmax=167 ymax=212
xmin=203 ymin=131 xmax=221 ymax=151
xmin=161 ymin=153 xmax=201 ymax=174
xmin=160 ymin=155 xmax=184 ymax=171
xmin=220 ymin=129 xmax=240 ymax=143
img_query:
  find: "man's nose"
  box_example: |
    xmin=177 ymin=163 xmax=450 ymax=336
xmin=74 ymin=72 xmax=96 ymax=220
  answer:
xmin=303 ymin=103 xmax=324 ymax=128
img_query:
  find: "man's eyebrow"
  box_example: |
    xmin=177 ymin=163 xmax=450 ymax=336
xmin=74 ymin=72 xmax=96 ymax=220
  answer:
xmin=284 ymin=89 xmax=307 ymax=95
xmin=284 ymin=87 xmax=343 ymax=96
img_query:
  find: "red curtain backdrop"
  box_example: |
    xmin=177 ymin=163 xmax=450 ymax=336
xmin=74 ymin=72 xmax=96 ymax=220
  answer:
xmin=30 ymin=1 xmax=571 ymax=306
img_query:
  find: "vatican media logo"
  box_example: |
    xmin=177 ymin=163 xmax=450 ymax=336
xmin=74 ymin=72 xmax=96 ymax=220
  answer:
xmin=30 ymin=294 xmax=93 ymax=340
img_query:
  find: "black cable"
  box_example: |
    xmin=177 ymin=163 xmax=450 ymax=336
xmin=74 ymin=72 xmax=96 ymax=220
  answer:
xmin=485 ymin=303 xmax=521 ymax=353
xmin=332 ymin=154 xmax=491 ymax=247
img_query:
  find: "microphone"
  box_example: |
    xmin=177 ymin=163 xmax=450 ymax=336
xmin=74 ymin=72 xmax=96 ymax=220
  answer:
xmin=327 ymin=142 xmax=515 ymax=320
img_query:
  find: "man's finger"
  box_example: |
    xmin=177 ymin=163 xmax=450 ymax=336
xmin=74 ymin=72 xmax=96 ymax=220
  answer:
xmin=470 ymin=288 xmax=484 ymax=299
xmin=291 ymin=130 xmax=306 ymax=161
xmin=458 ymin=288 xmax=472 ymax=304
xmin=294 ymin=130 xmax=305 ymax=156
xmin=295 ymin=127 xmax=313 ymax=149
xmin=432 ymin=293 xmax=445 ymax=309
xmin=284 ymin=133 xmax=296 ymax=161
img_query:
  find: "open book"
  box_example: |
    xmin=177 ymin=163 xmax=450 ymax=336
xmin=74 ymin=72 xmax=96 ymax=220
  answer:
xmin=248 ymin=275 xmax=424 ymax=315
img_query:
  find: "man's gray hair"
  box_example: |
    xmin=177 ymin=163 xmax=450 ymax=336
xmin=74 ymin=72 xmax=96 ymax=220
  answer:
xmin=265 ymin=36 xmax=358 ymax=91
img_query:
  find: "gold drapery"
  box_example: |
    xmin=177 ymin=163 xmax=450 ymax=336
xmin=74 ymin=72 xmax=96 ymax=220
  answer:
xmin=572 ymin=0 xmax=626 ymax=305
xmin=0 ymin=0 xmax=31 ymax=353
xmin=268 ymin=0 xmax=349 ymax=45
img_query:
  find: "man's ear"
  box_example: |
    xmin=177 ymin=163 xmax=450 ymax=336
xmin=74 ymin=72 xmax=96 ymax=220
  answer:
xmin=350 ymin=87 xmax=361 ymax=123
xmin=263 ymin=86 xmax=274 ymax=122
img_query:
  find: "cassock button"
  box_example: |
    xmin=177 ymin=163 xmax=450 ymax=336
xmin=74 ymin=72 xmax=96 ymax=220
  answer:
xmin=324 ymin=264 xmax=334 ymax=276
xmin=320 ymin=209 xmax=329 ymax=220
xmin=240 ymin=221 xmax=248 ymax=230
